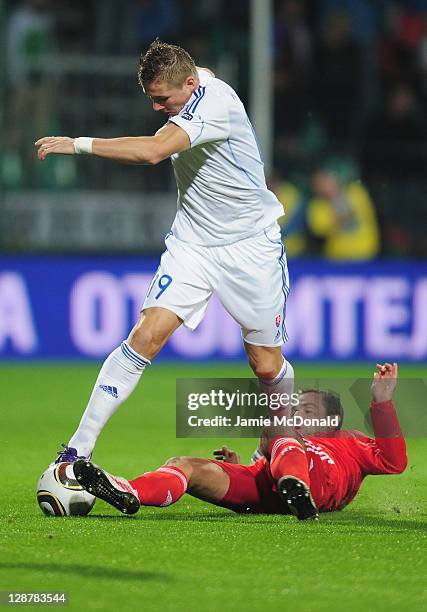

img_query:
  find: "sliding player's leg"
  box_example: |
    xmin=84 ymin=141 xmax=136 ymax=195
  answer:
xmin=131 ymin=457 xmax=231 ymax=506
xmin=73 ymin=457 xmax=231 ymax=514
xmin=260 ymin=427 xmax=319 ymax=520
xmin=73 ymin=455 xmax=272 ymax=516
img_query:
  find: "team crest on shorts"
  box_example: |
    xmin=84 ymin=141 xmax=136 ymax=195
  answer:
xmin=274 ymin=314 xmax=282 ymax=342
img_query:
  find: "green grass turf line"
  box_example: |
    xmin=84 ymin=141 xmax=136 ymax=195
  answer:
xmin=0 ymin=364 xmax=425 ymax=612
xmin=1 ymin=360 xmax=426 ymax=377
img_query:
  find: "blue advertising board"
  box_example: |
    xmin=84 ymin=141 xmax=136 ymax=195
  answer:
xmin=0 ymin=256 xmax=426 ymax=361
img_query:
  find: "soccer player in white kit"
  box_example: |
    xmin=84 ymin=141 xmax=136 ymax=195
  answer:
xmin=35 ymin=40 xmax=294 ymax=463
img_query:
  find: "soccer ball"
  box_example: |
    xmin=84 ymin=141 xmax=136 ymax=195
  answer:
xmin=36 ymin=462 xmax=96 ymax=517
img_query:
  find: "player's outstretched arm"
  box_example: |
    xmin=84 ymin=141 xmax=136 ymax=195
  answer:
xmin=367 ymin=362 xmax=407 ymax=474
xmin=35 ymin=122 xmax=190 ymax=165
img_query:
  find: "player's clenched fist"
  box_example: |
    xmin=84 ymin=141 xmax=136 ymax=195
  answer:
xmin=35 ymin=136 xmax=75 ymax=160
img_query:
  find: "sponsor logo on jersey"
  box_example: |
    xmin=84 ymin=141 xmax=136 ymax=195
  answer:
xmin=99 ymin=384 xmax=118 ymax=398
xmin=275 ymin=314 xmax=282 ymax=327
xmin=304 ymin=440 xmax=335 ymax=464
xmin=181 ymin=112 xmax=194 ymax=121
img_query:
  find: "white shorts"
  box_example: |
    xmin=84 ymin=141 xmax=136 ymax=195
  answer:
xmin=142 ymin=223 xmax=289 ymax=346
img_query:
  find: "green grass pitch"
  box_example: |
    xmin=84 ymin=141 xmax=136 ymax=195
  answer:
xmin=0 ymin=362 xmax=425 ymax=612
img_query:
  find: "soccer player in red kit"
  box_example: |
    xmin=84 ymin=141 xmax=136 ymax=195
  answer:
xmin=73 ymin=363 xmax=407 ymax=520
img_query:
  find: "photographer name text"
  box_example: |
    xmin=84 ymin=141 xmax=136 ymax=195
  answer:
xmin=187 ymin=415 xmax=340 ymax=428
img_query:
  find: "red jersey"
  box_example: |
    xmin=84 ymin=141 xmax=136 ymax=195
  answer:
xmin=214 ymin=400 xmax=407 ymax=514
xmin=304 ymin=399 xmax=407 ymax=511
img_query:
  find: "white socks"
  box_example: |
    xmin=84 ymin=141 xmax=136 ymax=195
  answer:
xmin=251 ymin=358 xmax=294 ymax=464
xmin=259 ymin=358 xmax=295 ymax=414
xmin=68 ymin=341 xmax=150 ymax=457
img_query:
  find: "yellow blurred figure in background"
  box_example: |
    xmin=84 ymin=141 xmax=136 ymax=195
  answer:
xmin=307 ymin=162 xmax=380 ymax=261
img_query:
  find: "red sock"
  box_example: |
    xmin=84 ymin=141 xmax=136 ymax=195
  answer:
xmin=269 ymin=436 xmax=310 ymax=486
xmin=129 ymin=466 xmax=188 ymax=507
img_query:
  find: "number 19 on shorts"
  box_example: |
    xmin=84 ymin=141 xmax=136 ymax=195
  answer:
xmin=147 ymin=274 xmax=173 ymax=300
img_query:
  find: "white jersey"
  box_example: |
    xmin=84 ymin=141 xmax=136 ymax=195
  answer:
xmin=168 ymin=69 xmax=283 ymax=246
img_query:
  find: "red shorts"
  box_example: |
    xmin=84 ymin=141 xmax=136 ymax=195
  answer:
xmin=210 ymin=458 xmax=287 ymax=514
xmin=211 ymin=455 xmax=345 ymax=514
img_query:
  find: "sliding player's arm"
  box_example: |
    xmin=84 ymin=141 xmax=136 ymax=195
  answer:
xmin=359 ymin=363 xmax=407 ymax=475
xmin=35 ymin=122 xmax=190 ymax=165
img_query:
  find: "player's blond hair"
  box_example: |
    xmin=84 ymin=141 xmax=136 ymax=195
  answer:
xmin=138 ymin=39 xmax=197 ymax=89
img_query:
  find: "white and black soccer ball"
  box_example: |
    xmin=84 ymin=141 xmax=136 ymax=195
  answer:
xmin=36 ymin=462 xmax=96 ymax=517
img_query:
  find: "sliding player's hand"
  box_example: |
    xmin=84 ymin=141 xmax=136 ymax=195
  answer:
xmin=213 ymin=446 xmax=240 ymax=464
xmin=371 ymin=362 xmax=398 ymax=403
xmin=35 ymin=136 xmax=75 ymax=160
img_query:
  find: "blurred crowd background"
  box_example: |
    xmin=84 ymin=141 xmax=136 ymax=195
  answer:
xmin=1 ymin=0 xmax=426 ymax=258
